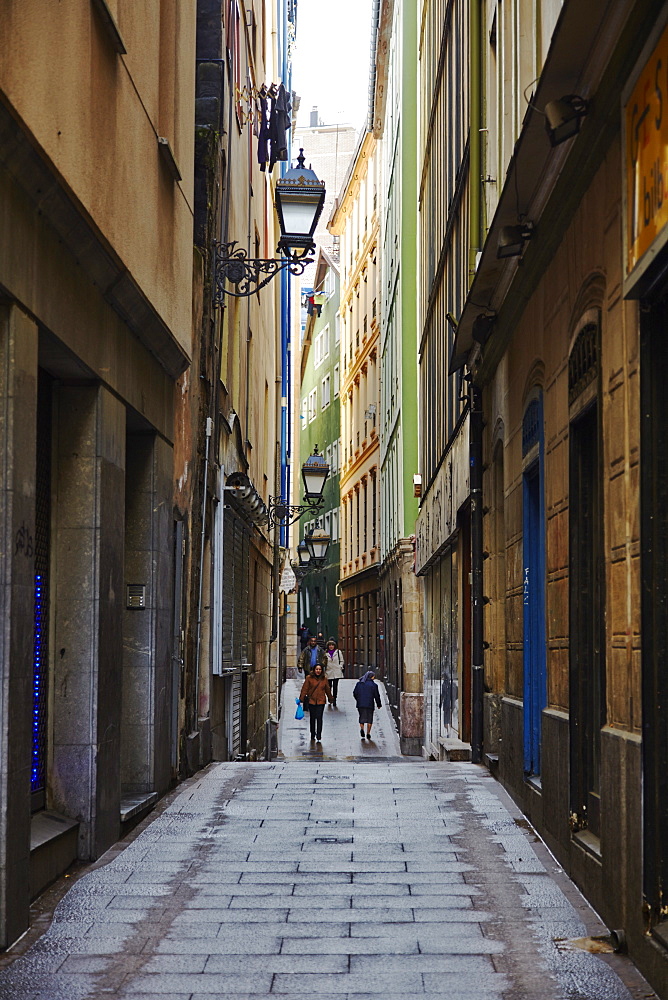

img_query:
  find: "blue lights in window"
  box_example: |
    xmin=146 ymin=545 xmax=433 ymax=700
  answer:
xmin=32 ymin=572 xmax=45 ymax=793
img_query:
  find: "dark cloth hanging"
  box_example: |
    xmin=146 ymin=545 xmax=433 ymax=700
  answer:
xmin=269 ymin=84 xmax=291 ymax=169
xmin=257 ymin=95 xmax=270 ymax=171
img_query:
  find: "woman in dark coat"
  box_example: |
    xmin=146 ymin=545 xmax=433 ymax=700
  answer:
xmin=299 ymin=662 xmax=333 ymax=742
xmin=353 ymin=669 xmax=382 ymax=740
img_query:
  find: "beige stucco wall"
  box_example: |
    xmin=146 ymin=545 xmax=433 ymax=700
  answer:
xmin=0 ymin=1 xmax=195 ymax=354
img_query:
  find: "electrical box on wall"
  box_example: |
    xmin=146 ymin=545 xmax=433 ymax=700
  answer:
xmin=126 ymin=584 xmax=146 ymax=609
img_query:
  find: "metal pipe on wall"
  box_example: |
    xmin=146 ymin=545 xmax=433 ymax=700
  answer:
xmin=470 ymin=380 xmax=484 ymax=765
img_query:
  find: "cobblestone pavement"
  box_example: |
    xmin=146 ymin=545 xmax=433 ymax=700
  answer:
xmin=0 ymin=689 xmax=657 ymax=1000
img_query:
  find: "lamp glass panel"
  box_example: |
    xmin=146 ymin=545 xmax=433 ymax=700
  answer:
xmin=280 ymin=193 xmax=320 ymax=238
xmin=302 ymin=466 xmax=328 ymax=498
xmin=310 ymin=534 xmax=330 ymax=561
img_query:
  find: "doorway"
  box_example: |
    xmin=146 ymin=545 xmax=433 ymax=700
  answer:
xmin=641 ymin=291 xmax=668 ymax=921
xmin=522 ymin=394 xmax=547 ymax=777
xmin=569 ymin=398 xmax=604 ymax=838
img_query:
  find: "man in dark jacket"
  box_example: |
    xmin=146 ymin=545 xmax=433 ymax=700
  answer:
xmin=353 ymin=670 xmax=382 ymax=740
xmin=298 ymin=624 xmax=311 ymax=651
xmin=298 ymin=635 xmax=326 ymax=675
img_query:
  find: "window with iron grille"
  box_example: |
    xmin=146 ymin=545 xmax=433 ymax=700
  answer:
xmin=568 ymin=323 xmax=598 ymax=404
xmin=522 ymin=398 xmax=541 ymax=457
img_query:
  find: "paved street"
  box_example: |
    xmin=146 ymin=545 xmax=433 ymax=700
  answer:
xmin=0 ymin=683 xmax=655 ymax=1000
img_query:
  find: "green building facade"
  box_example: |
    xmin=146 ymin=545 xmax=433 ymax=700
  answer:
xmin=298 ymin=250 xmax=341 ymax=644
xmin=378 ymin=0 xmax=423 ymax=754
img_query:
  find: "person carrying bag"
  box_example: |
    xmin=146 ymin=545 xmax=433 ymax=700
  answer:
xmin=299 ymin=663 xmax=333 ymax=743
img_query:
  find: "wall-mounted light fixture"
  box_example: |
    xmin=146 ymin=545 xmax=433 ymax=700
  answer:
xmin=266 ymin=447 xmax=330 ymax=528
xmin=214 ymin=149 xmax=325 ymax=300
xmin=471 ymin=313 xmax=496 ymax=347
xmin=305 ymin=523 xmax=331 ymax=566
xmin=225 ymin=472 xmax=270 ymax=526
xmin=297 ymin=538 xmax=311 ymax=567
xmin=497 ymin=222 xmax=534 ymax=259
xmin=544 ymin=95 xmax=588 ymax=147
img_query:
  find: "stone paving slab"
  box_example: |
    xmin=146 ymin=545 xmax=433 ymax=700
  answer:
xmin=0 ymin=704 xmax=656 ymax=1000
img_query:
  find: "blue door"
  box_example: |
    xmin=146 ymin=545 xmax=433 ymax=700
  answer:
xmin=522 ymin=396 xmax=546 ymax=776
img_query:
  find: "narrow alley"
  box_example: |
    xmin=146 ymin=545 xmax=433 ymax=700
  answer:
xmin=0 ymin=683 xmax=655 ymax=1000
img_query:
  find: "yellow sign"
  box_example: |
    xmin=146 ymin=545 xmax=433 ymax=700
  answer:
xmin=625 ymin=21 xmax=668 ymax=274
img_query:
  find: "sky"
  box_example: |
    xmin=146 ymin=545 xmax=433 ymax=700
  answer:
xmin=291 ymin=0 xmax=375 ymax=131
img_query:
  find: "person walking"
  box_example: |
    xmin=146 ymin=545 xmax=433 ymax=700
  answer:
xmin=298 ymin=635 xmax=326 ymax=675
xmin=316 ymin=631 xmax=326 ymax=649
xmin=299 ymin=662 xmax=333 ymax=742
xmin=353 ymin=669 xmax=382 ymax=740
xmin=298 ymin=624 xmax=311 ymax=652
xmin=324 ymin=638 xmax=345 ymax=708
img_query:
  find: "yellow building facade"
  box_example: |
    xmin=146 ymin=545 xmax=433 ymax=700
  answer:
xmin=329 ymin=133 xmax=382 ymax=675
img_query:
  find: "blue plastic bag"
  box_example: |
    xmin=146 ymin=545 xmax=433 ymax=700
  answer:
xmin=295 ymin=697 xmax=304 ymax=720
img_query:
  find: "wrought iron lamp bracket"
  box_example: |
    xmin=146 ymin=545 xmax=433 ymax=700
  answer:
xmin=266 ymin=495 xmax=324 ymax=529
xmin=213 ymin=241 xmax=315 ymax=301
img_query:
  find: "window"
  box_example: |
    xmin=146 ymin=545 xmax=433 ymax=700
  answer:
xmin=335 ymin=312 xmax=341 ymax=344
xmin=324 ymin=512 xmax=331 ymax=538
xmin=324 ymin=267 xmax=335 ymax=298
xmin=371 ymin=471 xmax=377 ymax=548
xmin=301 ymin=397 xmax=308 ymax=429
xmin=334 ymin=364 xmax=340 ymax=397
xmin=363 ymin=479 xmax=368 ymax=553
xmin=314 ymin=325 xmax=330 ymax=368
xmin=331 ymin=439 xmax=338 ymax=476
xmin=325 ymin=444 xmax=332 ymax=470
xmin=332 ymin=508 xmax=339 ymax=543
xmin=308 ymin=388 xmax=317 ymax=422
xmin=321 ymin=375 xmax=331 ymax=409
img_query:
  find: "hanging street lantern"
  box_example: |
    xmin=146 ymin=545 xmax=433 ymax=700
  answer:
xmin=306 ymin=525 xmax=331 ymax=567
xmin=213 ymin=149 xmax=326 ymax=300
xmin=301 ymin=446 xmax=329 ymax=501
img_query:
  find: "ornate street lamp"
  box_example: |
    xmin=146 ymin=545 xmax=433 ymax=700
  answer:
xmin=267 ymin=446 xmax=330 ymax=528
xmin=306 ymin=524 xmax=331 ymax=567
xmin=301 ymin=448 xmax=329 ymax=500
xmin=297 ymin=538 xmax=311 ymax=567
xmin=214 ymin=149 xmax=326 ymax=300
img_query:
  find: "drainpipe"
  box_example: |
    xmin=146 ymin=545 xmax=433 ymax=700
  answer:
xmin=469 ymin=0 xmax=484 ymax=765
xmin=470 ymin=379 xmax=484 ymax=765
xmin=469 ymin=0 xmax=482 ymax=278
xmin=194 ymin=415 xmax=213 ymax=729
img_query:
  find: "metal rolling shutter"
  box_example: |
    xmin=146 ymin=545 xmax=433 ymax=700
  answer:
xmin=222 ymin=509 xmax=250 ymax=757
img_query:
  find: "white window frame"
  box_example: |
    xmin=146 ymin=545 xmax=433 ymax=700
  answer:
xmin=321 ymin=374 xmax=331 ymax=410
xmin=314 ymin=325 xmax=330 ymax=369
xmin=308 ymin=388 xmax=317 ymax=423
xmin=333 ymin=363 xmax=340 ymax=397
